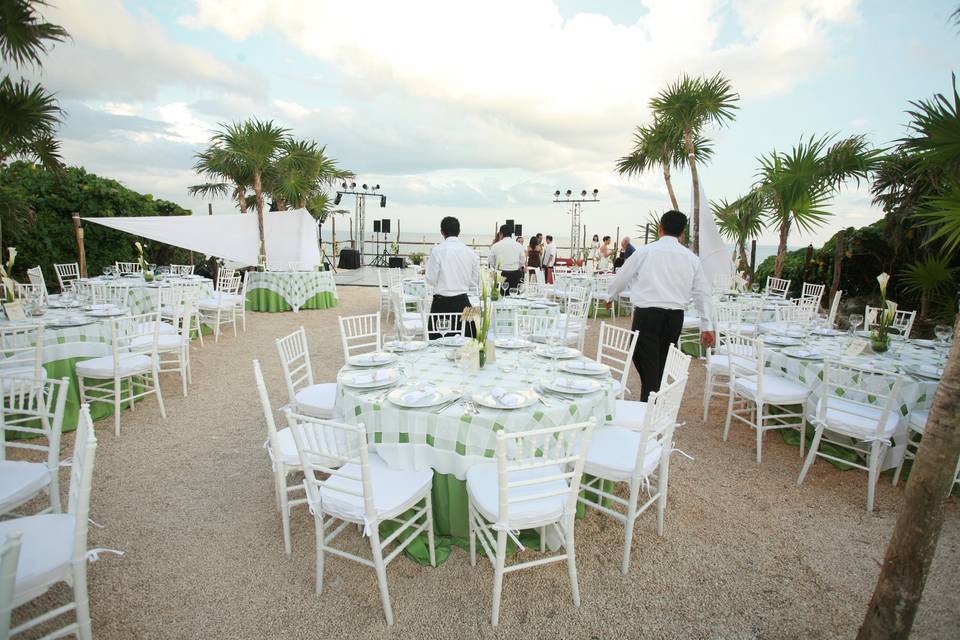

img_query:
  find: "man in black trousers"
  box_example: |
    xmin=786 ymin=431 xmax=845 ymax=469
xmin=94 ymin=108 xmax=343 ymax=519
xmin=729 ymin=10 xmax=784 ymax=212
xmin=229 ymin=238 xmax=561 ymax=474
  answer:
xmin=609 ymin=210 xmax=715 ymax=401
xmin=487 ymin=224 xmax=525 ymax=294
xmin=426 ymin=216 xmax=480 ymax=336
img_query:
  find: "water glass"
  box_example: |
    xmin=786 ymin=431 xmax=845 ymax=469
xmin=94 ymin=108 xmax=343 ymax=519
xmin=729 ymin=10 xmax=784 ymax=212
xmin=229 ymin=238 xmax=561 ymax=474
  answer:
xmin=935 ymin=324 xmax=953 ymax=345
xmin=848 ymin=314 xmax=863 ymax=335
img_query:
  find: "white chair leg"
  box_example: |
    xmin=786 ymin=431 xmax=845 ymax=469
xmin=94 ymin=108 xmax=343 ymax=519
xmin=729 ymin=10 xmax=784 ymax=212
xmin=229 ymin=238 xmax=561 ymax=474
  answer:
xmin=314 ymin=516 xmax=325 ymax=593
xmin=425 ymin=492 xmax=436 ymax=567
xmin=113 ymin=378 xmax=122 ymax=436
xmin=657 ymin=455 xmax=671 ymax=537
xmin=491 ymin=529 xmax=508 ymax=626
xmin=369 ymin=528 xmax=394 ymax=626
xmin=622 ymin=481 xmax=641 ymax=575
xmin=71 ymin=560 xmax=93 ymax=640
xmin=154 ymin=366 xmax=166 ymax=419
xmin=722 ymin=392 xmax=735 ymax=441
xmin=755 ymin=406 xmax=764 ymax=465
xmin=867 ymin=441 xmax=884 ymax=512
xmin=797 ymin=426 xmax=823 ymax=486
xmin=702 ymin=368 xmax=712 ymax=421
xmin=468 ymin=507 xmax=477 ymax=567
xmin=280 ymin=481 xmax=292 ymax=556
xmin=565 ymin=521 xmax=580 ymax=608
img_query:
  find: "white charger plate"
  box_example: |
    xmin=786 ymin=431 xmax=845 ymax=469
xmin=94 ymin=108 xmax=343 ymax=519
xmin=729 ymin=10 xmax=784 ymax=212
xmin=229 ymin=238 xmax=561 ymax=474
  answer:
xmin=383 ymin=340 xmax=428 ymax=352
xmin=781 ymin=346 xmax=824 ymax=360
xmin=86 ymin=308 xmax=127 ymax=318
xmin=534 ymin=345 xmax=579 ymax=359
xmin=388 ymin=385 xmax=460 ymax=408
xmin=348 ymin=352 xmax=398 ymax=367
xmin=562 ymin=360 xmax=609 ymax=376
xmin=495 ymin=337 xmax=529 ymax=349
xmin=436 ymin=335 xmax=468 ymax=347
xmin=340 ymin=367 xmax=402 ymax=389
xmin=762 ymin=335 xmax=801 ymax=347
xmin=543 ymin=377 xmax=603 ymax=395
xmin=472 ymin=388 xmax=538 ymax=409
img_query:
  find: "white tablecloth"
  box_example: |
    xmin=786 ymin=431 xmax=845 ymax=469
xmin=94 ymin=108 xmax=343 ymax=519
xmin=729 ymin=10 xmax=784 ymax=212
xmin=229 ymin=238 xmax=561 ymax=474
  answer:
xmin=247 ymin=271 xmax=337 ymax=312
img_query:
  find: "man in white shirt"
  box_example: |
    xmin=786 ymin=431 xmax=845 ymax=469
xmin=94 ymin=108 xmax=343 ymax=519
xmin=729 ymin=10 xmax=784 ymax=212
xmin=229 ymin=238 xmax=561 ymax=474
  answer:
xmin=426 ymin=216 xmax=480 ymax=336
xmin=609 ymin=210 xmax=715 ymax=401
xmin=488 ymin=224 xmax=525 ymax=294
xmin=542 ymin=235 xmax=557 ymax=284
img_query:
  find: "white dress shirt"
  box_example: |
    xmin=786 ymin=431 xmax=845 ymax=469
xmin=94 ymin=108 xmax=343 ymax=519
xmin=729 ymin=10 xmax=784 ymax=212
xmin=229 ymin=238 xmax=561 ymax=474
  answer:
xmin=608 ymin=235 xmax=714 ymax=330
xmin=426 ymin=236 xmax=480 ymax=296
xmin=543 ymin=242 xmax=557 ymax=267
xmin=487 ymin=237 xmax=525 ymax=271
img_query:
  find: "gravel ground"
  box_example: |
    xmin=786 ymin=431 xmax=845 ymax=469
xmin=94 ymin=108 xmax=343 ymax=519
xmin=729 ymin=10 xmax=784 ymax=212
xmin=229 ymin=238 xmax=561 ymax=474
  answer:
xmin=13 ymin=286 xmax=960 ymax=639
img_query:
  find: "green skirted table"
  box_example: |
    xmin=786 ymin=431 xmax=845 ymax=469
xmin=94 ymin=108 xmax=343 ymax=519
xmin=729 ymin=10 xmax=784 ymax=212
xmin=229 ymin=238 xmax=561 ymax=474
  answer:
xmin=245 ymin=271 xmax=338 ymax=312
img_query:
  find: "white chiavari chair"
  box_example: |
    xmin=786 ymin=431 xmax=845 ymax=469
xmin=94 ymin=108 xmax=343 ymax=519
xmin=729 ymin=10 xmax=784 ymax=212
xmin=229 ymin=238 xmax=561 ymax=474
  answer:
xmin=595 ymin=322 xmax=639 ymax=400
xmin=114 ymin=261 xmax=141 ymax=274
xmin=26 ymin=267 xmax=48 ymax=303
xmin=0 ymin=324 xmax=44 ymax=382
xmin=677 ymin=307 xmax=702 ymax=356
xmin=253 ymin=360 xmax=308 ymax=556
xmin=54 ymin=263 xmax=80 ymax=293
xmin=138 ymin=289 xmax=192 ymax=396
xmin=13 ymin=283 xmax=44 ymax=306
xmin=287 ymin=261 xmax=312 ymax=271
xmin=338 ymin=313 xmax=382 ymax=361
xmin=556 ymin=299 xmax=589 ymax=352
xmin=216 ymin=268 xmax=237 ymax=291
xmin=801 ymin=282 xmax=826 ymax=306
xmin=467 ymin=418 xmax=596 ymax=626
xmin=233 ymin=271 xmax=249 ymax=334
xmin=198 ymin=274 xmax=241 ymax=342
xmin=864 ymin=305 xmax=916 ymax=338
xmin=286 ymin=410 xmax=435 ymax=626
xmin=702 ymin=303 xmax=745 ymax=421
xmin=0 ymin=533 xmax=20 ymax=638
xmin=169 ymin=264 xmax=194 ymax=276
xmin=0 ymin=405 xmax=97 ymax=640
xmin=893 ymin=409 xmax=932 ymax=488
xmin=723 ymin=334 xmax=809 ymax=464
xmin=375 ymin=269 xmax=392 ymax=319
xmin=276 ymin=327 xmax=337 ymax=419
xmin=426 ymin=313 xmax=467 ymax=340
xmin=579 ymin=376 xmax=687 ymax=574
xmin=76 ymin=312 xmax=166 ymax=436
xmin=0 ymin=376 xmax=69 ymax=516
xmin=489 ymin=304 xmax=517 ymax=339
xmin=611 ymin=344 xmax=690 ymax=427
xmin=797 ymin=361 xmax=903 ymax=511
xmin=776 ymin=299 xmax=818 ymax=325
xmin=390 ymin=289 xmax=425 ymax=341
xmin=590 ymin=275 xmax=617 ymax=319
xmin=824 ymin=290 xmax=842 ymax=327
xmin=765 ymin=276 xmax=790 ymax=299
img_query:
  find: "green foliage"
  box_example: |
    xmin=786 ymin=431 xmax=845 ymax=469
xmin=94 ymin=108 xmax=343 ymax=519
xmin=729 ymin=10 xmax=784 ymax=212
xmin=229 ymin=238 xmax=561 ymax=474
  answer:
xmin=900 ymin=255 xmax=958 ymax=319
xmin=409 ymin=251 xmax=425 ymax=265
xmin=0 ymin=162 xmax=192 ymax=281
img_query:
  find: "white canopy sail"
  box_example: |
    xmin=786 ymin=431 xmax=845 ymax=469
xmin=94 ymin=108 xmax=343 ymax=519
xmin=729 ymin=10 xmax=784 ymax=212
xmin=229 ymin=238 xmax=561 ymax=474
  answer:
xmin=83 ymin=209 xmax=321 ymax=268
xmin=693 ymin=174 xmax=736 ymax=290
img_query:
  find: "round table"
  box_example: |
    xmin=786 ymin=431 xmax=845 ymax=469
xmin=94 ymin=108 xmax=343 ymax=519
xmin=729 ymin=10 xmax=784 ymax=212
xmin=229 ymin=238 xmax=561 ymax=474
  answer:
xmin=245 ymin=271 xmax=337 ymax=312
xmin=334 ymin=343 xmax=615 ymax=563
xmin=77 ymin=275 xmax=213 ymax=313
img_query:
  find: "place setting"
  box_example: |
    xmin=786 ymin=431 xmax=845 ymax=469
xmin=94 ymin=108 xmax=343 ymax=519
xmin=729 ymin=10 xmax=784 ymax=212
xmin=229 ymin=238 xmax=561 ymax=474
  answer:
xmin=347 ymin=351 xmax=398 ymax=367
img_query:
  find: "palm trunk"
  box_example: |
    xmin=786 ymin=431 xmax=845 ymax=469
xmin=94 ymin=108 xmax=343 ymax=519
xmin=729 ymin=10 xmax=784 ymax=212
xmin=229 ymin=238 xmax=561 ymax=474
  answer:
xmin=737 ymin=239 xmax=748 ymax=273
xmin=662 ymin=160 xmax=680 ymax=210
xmin=253 ymin=170 xmax=266 ymax=266
xmin=858 ymin=316 xmax=960 ymax=639
xmin=774 ymin=215 xmax=790 ymax=278
xmin=684 ymin=128 xmax=700 ymax=255
xmin=237 ymin=188 xmax=249 ymax=214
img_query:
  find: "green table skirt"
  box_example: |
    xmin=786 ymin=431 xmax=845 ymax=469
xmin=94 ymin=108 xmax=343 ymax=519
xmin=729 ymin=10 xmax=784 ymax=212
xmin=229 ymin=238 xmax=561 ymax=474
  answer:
xmin=245 ymin=289 xmax=337 ymax=312
xmin=386 ymin=472 xmax=612 ymax=566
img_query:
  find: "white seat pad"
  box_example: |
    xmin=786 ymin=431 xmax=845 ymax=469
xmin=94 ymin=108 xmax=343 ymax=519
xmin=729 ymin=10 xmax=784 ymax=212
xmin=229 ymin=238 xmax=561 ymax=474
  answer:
xmin=137 ymin=321 xmax=176 ymax=336
xmin=815 ymin=397 xmax=901 ymax=439
xmin=466 ymin=462 xmax=568 ymax=529
xmin=76 ymin=353 xmax=152 ymax=378
xmin=733 ymin=374 xmax=809 ymax=404
xmin=716 ymin=322 xmax=756 ymax=336
xmin=0 ymin=513 xmax=74 ymax=602
xmin=908 ymin=409 xmax=928 ymax=433
xmin=198 ymin=297 xmax=235 ymax=311
xmin=131 ymin=334 xmax=182 ymax=351
xmin=682 ymin=315 xmax=701 ymax=330
xmin=0 ymin=461 xmax=50 ymax=513
xmin=274 ymin=427 xmax=301 ymax=467
xmin=0 ymin=366 xmax=48 ymax=393
xmin=610 ymin=399 xmax=647 ymax=426
xmin=706 ymin=352 xmax=754 ymax=372
xmin=295 ymin=383 xmax=337 ymax=418
xmin=583 ymin=425 xmax=663 ymax=483
xmin=320 ymin=454 xmax=432 ymax=523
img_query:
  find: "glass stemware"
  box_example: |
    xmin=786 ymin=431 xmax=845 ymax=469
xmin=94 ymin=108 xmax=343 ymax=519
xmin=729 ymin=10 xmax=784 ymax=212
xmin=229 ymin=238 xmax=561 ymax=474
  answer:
xmin=848 ymin=313 xmax=863 ymax=336
xmin=934 ymin=324 xmax=953 ymax=355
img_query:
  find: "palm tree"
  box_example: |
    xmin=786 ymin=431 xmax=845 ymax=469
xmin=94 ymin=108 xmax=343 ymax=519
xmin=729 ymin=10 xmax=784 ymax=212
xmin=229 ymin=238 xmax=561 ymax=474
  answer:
xmin=188 ymin=145 xmax=253 ymax=213
xmin=712 ymin=194 xmax=764 ymax=276
xmin=0 ymin=0 xmax=68 ymax=171
xmin=751 ymin=134 xmax=879 ymax=278
xmin=649 ymin=73 xmax=740 ymax=254
xmin=265 ymin=139 xmax=352 ymax=212
xmin=616 ymin=119 xmax=713 ymax=211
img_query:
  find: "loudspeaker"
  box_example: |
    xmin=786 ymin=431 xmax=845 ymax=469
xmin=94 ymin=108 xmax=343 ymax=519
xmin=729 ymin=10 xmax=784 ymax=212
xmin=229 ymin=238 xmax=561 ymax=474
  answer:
xmin=373 ymin=220 xmax=381 ymax=233
xmin=388 ymin=257 xmax=404 ymax=269
xmin=505 ymin=219 xmax=515 ymax=235
xmin=381 ymin=219 xmax=391 ymax=233
xmin=514 ymin=224 xmax=523 ymax=236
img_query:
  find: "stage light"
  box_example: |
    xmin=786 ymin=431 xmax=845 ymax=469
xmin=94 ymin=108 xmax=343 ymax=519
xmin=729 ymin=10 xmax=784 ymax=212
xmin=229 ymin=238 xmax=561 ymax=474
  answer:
xmin=554 ymin=190 xmax=560 ymax=197
xmin=333 ymin=193 xmax=342 ymax=205
xmin=362 ymin=183 xmax=369 ymax=191
xmin=581 ymin=190 xmax=587 ymax=197
xmin=380 ymin=195 xmax=387 ymax=208
xmin=593 ymin=188 xmax=599 ymax=196
xmin=350 ymin=182 xmax=357 ymax=189
xmin=375 ymin=184 xmax=380 ymax=190
xmin=565 ymin=189 xmax=572 ymax=197
xmin=341 ymin=182 xmax=347 ymax=189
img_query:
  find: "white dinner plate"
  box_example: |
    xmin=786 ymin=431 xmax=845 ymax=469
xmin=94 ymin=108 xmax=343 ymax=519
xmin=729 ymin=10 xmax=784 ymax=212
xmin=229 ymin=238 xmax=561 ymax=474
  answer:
xmin=562 ymin=360 xmax=609 ymax=376
xmin=495 ymin=337 xmax=529 ymax=349
xmin=912 ymin=339 xmax=937 ymax=349
xmin=45 ymin=316 xmax=96 ymax=328
xmin=48 ymin=300 xmax=81 ymax=309
xmin=762 ymin=335 xmax=801 ymax=347
xmin=348 ymin=352 xmax=397 ymax=367
xmin=86 ymin=308 xmax=127 ymax=318
xmin=812 ymin=328 xmax=842 ymax=336
xmin=534 ymin=345 xmax=580 ymax=359
xmin=472 ymin=387 xmax=539 ymax=410
xmin=436 ymin=335 xmax=468 ymax=347
xmin=340 ymin=367 xmax=402 ymax=389
xmin=388 ymin=385 xmax=460 ymax=408
xmin=543 ymin=377 xmax=603 ymax=395
xmin=383 ymin=340 xmax=428 ymax=352
xmin=906 ymin=364 xmax=943 ymax=380
xmin=781 ymin=346 xmax=824 ymax=360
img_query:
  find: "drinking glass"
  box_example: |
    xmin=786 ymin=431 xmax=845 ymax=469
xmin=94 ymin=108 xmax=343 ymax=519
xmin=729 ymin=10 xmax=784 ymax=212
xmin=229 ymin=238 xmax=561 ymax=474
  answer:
xmin=500 ymin=280 xmax=510 ymax=298
xmin=848 ymin=314 xmax=863 ymax=336
xmin=935 ymin=324 xmax=953 ymax=354
xmin=751 ymin=283 xmax=760 ymax=294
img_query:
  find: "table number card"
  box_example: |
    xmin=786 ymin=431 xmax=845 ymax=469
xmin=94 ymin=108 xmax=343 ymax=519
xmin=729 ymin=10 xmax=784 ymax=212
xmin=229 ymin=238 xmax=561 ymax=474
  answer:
xmin=845 ymin=339 xmax=869 ymax=357
xmin=2 ymin=301 xmax=27 ymax=321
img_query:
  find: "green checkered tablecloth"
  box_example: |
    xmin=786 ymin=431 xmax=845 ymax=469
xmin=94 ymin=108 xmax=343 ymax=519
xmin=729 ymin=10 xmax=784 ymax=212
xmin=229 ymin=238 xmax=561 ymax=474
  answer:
xmin=762 ymin=333 xmax=942 ymax=469
xmin=77 ymin=276 xmax=214 ymax=314
xmin=245 ymin=271 xmax=337 ymax=312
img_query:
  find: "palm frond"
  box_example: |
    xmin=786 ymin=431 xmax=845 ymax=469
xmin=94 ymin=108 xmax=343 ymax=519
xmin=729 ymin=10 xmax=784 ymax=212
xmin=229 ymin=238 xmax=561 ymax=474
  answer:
xmin=0 ymin=75 xmax=63 ymax=160
xmin=900 ymin=73 xmax=960 ymax=174
xmin=917 ymin=186 xmax=960 ymax=255
xmin=0 ymin=0 xmax=69 ymax=68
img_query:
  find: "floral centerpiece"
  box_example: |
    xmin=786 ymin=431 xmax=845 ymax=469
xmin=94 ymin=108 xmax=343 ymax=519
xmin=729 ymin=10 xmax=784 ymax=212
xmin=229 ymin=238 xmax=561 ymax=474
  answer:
xmin=461 ymin=267 xmax=495 ymax=368
xmin=0 ymin=247 xmax=17 ymax=302
xmin=135 ymin=241 xmax=154 ymax=282
xmin=871 ymin=272 xmax=897 ymax=353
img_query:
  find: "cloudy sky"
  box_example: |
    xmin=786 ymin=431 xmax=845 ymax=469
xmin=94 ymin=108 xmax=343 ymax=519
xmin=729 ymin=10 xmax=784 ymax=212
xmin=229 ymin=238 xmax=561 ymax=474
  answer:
xmin=25 ymin=0 xmax=960 ymax=246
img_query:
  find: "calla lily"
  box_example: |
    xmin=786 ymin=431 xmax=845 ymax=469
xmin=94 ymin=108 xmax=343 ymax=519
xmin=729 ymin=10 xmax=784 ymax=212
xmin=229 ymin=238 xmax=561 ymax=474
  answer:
xmin=876 ymin=272 xmax=890 ymax=297
xmin=7 ymin=247 xmax=17 ymax=265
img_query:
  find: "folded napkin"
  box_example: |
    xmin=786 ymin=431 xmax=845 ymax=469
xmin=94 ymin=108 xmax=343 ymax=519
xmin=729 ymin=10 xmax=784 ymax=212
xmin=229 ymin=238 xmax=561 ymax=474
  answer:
xmin=350 ymin=370 xmax=389 ymax=385
xmin=558 ymin=378 xmax=593 ymax=390
xmin=489 ymin=387 xmax=521 ymax=406
xmin=358 ymin=352 xmax=392 ymax=364
xmin=402 ymin=388 xmax=434 ymax=403
xmin=570 ymin=360 xmax=604 ymax=372
xmin=791 ymin=349 xmax=819 ymax=358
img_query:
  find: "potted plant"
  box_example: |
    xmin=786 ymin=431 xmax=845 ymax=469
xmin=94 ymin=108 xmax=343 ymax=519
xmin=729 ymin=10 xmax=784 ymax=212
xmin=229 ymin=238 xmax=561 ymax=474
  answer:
xmin=410 ymin=251 xmax=425 ymax=266
xmin=135 ymin=241 xmax=154 ymax=282
xmin=870 ymin=272 xmax=897 ymax=353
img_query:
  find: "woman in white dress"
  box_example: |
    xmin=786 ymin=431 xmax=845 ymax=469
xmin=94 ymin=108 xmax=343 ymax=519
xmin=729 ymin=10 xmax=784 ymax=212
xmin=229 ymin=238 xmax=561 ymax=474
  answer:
xmin=598 ymin=235 xmax=613 ymax=271
xmin=590 ymin=234 xmax=601 ymax=266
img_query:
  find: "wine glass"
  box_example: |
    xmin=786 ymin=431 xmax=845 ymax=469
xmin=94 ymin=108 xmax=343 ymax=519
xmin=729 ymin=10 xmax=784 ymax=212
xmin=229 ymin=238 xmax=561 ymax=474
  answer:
xmin=935 ymin=324 xmax=953 ymax=352
xmin=500 ymin=280 xmax=510 ymax=298
xmin=751 ymin=283 xmax=760 ymax=295
xmin=848 ymin=313 xmax=863 ymax=336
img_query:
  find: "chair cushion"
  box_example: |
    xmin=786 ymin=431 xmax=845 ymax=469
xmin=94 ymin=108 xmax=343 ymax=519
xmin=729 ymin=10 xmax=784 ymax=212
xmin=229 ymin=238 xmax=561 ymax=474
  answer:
xmin=0 ymin=461 xmax=50 ymax=513
xmin=137 ymin=321 xmax=176 ymax=336
xmin=0 ymin=513 xmax=74 ymax=603
xmin=610 ymin=399 xmax=647 ymax=427
xmin=76 ymin=353 xmax=152 ymax=378
xmin=732 ymin=374 xmax=809 ymax=404
xmin=706 ymin=352 xmax=754 ymax=373
xmin=295 ymin=383 xmax=337 ymax=418
xmin=583 ymin=425 xmax=663 ymax=483
xmin=814 ymin=397 xmax=901 ymax=439
xmin=274 ymin=427 xmax=301 ymax=467
xmin=466 ymin=461 xmax=569 ymax=529
xmin=0 ymin=366 xmax=48 ymax=393
xmin=682 ymin=315 xmax=701 ymax=330
xmin=716 ymin=322 xmax=756 ymax=336
xmin=197 ymin=297 xmax=234 ymax=311
xmin=131 ymin=334 xmax=183 ymax=351
xmin=319 ymin=454 xmax=432 ymax=523
xmin=909 ymin=409 xmax=928 ymax=434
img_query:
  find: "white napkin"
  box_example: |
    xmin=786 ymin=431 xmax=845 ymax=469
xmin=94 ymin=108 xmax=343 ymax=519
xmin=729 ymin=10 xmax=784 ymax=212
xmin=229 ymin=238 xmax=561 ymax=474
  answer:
xmin=570 ymin=360 xmax=603 ymax=372
xmin=351 ymin=370 xmax=388 ymax=385
xmin=402 ymin=388 xmax=434 ymax=403
xmin=490 ymin=387 xmax=521 ymax=407
xmin=358 ymin=352 xmax=391 ymax=364
xmin=559 ymin=378 xmax=593 ymax=390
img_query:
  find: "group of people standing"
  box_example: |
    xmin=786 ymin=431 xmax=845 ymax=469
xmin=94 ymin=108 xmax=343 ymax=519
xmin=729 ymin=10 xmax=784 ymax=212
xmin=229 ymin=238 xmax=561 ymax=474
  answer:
xmin=590 ymin=234 xmax=636 ymax=271
xmin=489 ymin=225 xmax=557 ymax=289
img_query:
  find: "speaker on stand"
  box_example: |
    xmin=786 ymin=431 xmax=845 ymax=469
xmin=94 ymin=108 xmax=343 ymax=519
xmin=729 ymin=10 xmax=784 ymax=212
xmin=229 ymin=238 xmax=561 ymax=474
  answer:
xmin=372 ymin=218 xmax=392 ymax=267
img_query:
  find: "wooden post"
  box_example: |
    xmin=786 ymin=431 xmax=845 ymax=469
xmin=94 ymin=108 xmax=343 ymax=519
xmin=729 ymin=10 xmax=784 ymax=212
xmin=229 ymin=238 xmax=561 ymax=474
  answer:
xmin=829 ymin=230 xmax=844 ymax=308
xmin=71 ymin=212 xmax=87 ymax=277
xmin=749 ymin=240 xmax=757 ymax=284
xmin=801 ymin=243 xmax=814 ymax=286
xmin=208 ymin=203 xmax=213 ymax=216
